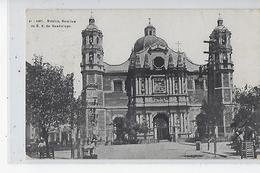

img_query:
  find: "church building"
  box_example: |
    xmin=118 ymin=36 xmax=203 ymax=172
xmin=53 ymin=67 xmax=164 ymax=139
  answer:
xmin=80 ymin=15 xmax=234 ymax=144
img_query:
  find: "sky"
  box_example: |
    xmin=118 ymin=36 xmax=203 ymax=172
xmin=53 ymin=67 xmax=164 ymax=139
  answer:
xmin=26 ymin=9 xmax=260 ymax=96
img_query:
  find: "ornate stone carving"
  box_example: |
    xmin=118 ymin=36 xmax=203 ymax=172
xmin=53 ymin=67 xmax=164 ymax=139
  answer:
xmin=144 ymin=53 xmax=150 ymax=68
xmin=152 ymin=96 xmax=168 ymax=103
xmin=153 ymin=77 xmax=166 ymax=94
xmin=168 ymin=54 xmax=174 ymax=68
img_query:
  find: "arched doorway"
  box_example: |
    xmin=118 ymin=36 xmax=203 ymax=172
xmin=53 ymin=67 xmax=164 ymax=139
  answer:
xmin=153 ymin=113 xmax=170 ymax=140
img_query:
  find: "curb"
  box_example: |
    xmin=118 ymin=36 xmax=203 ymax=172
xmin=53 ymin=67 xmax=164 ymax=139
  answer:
xmin=202 ymin=151 xmax=228 ymax=158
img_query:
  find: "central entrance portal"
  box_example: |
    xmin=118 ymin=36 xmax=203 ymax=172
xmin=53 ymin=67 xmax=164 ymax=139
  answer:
xmin=153 ymin=113 xmax=170 ymax=141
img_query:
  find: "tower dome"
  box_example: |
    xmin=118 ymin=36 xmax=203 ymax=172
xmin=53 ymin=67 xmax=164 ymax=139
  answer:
xmin=144 ymin=18 xmax=156 ymax=36
xmin=212 ymin=14 xmax=230 ymax=33
xmin=134 ymin=19 xmax=168 ymax=52
xmin=86 ymin=15 xmax=99 ymax=31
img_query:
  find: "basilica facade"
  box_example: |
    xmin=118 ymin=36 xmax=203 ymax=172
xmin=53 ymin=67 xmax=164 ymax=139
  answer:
xmin=80 ymin=15 xmax=234 ymax=143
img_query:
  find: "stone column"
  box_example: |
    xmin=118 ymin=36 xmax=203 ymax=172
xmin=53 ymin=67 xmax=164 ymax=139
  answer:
xmin=150 ymin=114 xmax=153 ymax=129
xmin=170 ymin=113 xmax=173 ymax=136
xmin=145 ymin=77 xmax=148 ymax=95
xmin=140 ymin=114 xmax=143 ymax=124
xmin=171 ymin=113 xmax=174 ymax=129
xmin=185 ymin=77 xmax=188 ymax=93
xmin=146 ymin=113 xmax=149 ymax=124
xmin=135 ymin=78 xmax=138 ymax=95
xmin=203 ymin=79 xmax=206 ymax=90
xmin=169 ymin=77 xmax=172 ymax=94
xmin=154 ymin=125 xmax=157 ymax=140
xmin=166 ymin=77 xmax=169 ymax=94
xmin=180 ymin=112 xmax=183 ymax=132
xmin=149 ymin=77 xmax=152 ymax=94
xmin=179 ymin=77 xmax=181 ymax=94
xmin=136 ymin=114 xmax=139 ymax=124
xmin=193 ymin=79 xmax=196 ymax=91
xmin=172 ymin=76 xmax=175 ymax=94
xmin=183 ymin=113 xmax=186 ymax=133
xmin=173 ymin=113 xmax=178 ymax=142
xmin=139 ymin=78 xmax=142 ymax=95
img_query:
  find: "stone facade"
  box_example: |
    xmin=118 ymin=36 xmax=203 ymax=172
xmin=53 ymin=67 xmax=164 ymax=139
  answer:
xmin=80 ymin=15 xmax=234 ymax=143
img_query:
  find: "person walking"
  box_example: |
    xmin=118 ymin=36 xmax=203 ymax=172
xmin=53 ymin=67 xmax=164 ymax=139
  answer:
xmin=38 ymin=138 xmax=46 ymax=159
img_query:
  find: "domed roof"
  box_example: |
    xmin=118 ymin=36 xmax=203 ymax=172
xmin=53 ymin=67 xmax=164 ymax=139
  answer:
xmin=86 ymin=24 xmax=99 ymax=30
xmin=85 ymin=16 xmax=100 ymax=31
xmin=133 ymin=35 xmax=168 ymax=52
xmin=212 ymin=16 xmax=230 ymax=33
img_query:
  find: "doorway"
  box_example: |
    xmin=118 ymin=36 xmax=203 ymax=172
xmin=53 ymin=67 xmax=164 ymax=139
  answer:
xmin=153 ymin=113 xmax=170 ymax=140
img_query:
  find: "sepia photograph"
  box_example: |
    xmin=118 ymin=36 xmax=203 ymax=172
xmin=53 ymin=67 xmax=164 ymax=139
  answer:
xmin=25 ymin=9 xmax=260 ymax=160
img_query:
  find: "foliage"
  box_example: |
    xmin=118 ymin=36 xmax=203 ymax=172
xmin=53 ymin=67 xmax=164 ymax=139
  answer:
xmin=196 ymin=113 xmax=209 ymax=139
xmin=231 ymin=85 xmax=260 ymax=130
xmin=26 ymin=55 xmax=75 ymax=146
xmin=113 ymin=117 xmax=128 ymax=141
xmin=195 ymin=99 xmax=224 ymax=140
xmin=113 ymin=117 xmax=140 ymax=144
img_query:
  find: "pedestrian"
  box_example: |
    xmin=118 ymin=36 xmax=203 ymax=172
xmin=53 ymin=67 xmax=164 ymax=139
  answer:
xmin=38 ymin=138 xmax=46 ymax=159
xmin=90 ymin=140 xmax=95 ymax=156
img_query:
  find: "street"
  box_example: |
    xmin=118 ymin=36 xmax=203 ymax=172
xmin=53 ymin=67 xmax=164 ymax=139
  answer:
xmin=52 ymin=141 xmax=241 ymax=159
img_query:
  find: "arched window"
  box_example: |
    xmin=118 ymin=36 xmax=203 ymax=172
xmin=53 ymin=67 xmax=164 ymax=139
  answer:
xmin=222 ymin=35 xmax=226 ymax=45
xmin=89 ymin=35 xmax=93 ymax=44
xmin=89 ymin=52 xmax=94 ymax=64
xmin=97 ymin=37 xmax=99 ymax=44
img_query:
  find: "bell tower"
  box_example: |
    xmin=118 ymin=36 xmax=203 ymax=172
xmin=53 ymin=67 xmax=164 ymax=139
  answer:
xmin=206 ymin=15 xmax=234 ymax=137
xmin=80 ymin=14 xmax=105 ymax=146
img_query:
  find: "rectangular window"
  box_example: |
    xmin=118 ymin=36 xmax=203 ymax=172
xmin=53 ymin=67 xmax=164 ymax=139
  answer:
xmin=216 ymin=73 xmax=222 ymax=87
xmin=88 ymin=74 xmax=95 ymax=84
xmin=224 ymin=89 xmax=231 ymax=102
xmin=195 ymin=79 xmax=203 ymax=90
xmin=114 ymin=80 xmax=123 ymax=92
xmin=223 ymin=73 xmax=229 ymax=87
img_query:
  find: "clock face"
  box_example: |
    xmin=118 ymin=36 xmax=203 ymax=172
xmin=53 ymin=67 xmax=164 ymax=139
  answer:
xmin=153 ymin=77 xmax=166 ymax=94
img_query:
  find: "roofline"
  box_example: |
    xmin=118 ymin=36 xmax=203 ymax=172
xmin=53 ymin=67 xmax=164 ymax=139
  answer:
xmin=103 ymin=58 xmax=130 ymax=67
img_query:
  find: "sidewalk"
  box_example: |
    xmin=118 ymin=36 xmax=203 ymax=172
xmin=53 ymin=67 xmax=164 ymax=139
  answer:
xmin=200 ymin=142 xmax=241 ymax=159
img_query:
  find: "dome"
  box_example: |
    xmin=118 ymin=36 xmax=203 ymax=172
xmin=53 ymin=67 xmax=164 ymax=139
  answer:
xmin=133 ymin=35 xmax=168 ymax=52
xmin=85 ymin=16 xmax=100 ymax=31
xmin=213 ymin=16 xmax=230 ymax=32
xmin=86 ymin=24 xmax=99 ymax=30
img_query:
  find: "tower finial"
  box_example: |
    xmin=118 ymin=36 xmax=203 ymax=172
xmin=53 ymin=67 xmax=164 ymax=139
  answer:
xmin=90 ymin=9 xmax=93 ymax=17
xmin=217 ymin=12 xmax=223 ymax=26
xmin=148 ymin=17 xmax=151 ymax=25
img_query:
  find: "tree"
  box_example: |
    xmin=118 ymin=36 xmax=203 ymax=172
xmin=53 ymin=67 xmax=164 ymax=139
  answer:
xmin=231 ymin=85 xmax=260 ymax=132
xmin=112 ymin=117 xmax=140 ymax=144
xmin=69 ymin=96 xmax=84 ymax=158
xmin=113 ymin=117 xmax=127 ymax=142
xmin=195 ymin=99 xmax=224 ymax=140
xmin=26 ymin=55 xmax=75 ymax=155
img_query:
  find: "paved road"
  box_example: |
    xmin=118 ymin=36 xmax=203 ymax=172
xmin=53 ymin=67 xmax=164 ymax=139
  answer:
xmin=95 ymin=142 xmax=222 ymax=159
xmin=52 ymin=141 xmax=243 ymax=159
